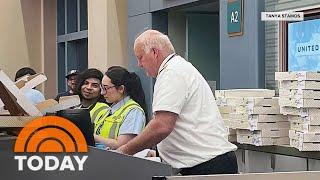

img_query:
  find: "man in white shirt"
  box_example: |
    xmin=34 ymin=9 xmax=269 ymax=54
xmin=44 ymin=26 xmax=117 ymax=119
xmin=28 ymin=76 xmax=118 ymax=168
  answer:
xmin=118 ymin=29 xmax=238 ymax=175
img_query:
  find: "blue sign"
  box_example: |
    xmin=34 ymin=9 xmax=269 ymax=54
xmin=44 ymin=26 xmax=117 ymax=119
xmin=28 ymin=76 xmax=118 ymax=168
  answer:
xmin=288 ymin=18 xmax=320 ymax=71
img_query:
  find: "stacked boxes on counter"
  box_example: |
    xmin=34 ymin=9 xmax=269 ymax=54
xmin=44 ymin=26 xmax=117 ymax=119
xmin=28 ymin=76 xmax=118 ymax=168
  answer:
xmin=215 ymin=89 xmax=289 ymax=146
xmin=217 ymin=105 xmax=236 ymax=142
xmin=276 ymin=71 xmax=320 ymax=151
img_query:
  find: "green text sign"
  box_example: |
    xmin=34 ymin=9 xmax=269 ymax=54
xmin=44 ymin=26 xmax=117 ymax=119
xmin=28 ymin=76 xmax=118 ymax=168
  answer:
xmin=227 ymin=0 xmax=243 ymax=36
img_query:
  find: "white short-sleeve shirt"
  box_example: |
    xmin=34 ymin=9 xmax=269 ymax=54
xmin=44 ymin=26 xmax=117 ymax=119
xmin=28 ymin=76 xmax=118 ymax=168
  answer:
xmin=153 ymin=54 xmax=237 ymax=169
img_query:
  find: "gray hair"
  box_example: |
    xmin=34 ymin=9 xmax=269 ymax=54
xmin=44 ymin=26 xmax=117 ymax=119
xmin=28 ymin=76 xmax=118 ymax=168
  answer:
xmin=134 ymin=30 xmax=175 ymax=54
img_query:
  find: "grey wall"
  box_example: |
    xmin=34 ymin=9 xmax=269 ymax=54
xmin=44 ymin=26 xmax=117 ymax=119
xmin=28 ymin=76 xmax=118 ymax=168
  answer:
xmin=128 ymin=0 xmax=202 ymax=15
xmin=150 ymin=0 xmax=202 ymax=12
xmin=168 ymin=12 xmax=186 ymax=58
xmin=220 ymin=0 xmax=265 ymax=89
xmin=187 ymin=13 xmax=220 ymax=88
xmin=128 ymin=0 xmax=150 ymax=16
xmin=128 ymin=13 xmax=154 ymax=119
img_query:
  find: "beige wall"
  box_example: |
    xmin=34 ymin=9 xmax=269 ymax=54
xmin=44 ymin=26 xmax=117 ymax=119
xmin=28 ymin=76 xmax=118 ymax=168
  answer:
xmin=0 ymin=0 xmax=57 ymax=99
xmin=0 ymin=0 xmax=37 ymax=79
xmin=88 ymin=0 xmax=128 ymax=72
xmin=1 ymin=0 xmax=128 ymax=98
xmin=42 ymin=0 xmax=57 ymax=99
xmin=21 ymin=0 xmax=42 ymax=74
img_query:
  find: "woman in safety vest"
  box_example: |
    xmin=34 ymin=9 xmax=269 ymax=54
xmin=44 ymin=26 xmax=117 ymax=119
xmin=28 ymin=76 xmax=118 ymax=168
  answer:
xmin=94 ymin=66 xmax=147 ymax=150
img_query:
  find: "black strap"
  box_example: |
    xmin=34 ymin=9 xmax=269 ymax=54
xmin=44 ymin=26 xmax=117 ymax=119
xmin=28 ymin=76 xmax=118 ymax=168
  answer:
xmin=159 ymin=54 xmax=176 ymax=74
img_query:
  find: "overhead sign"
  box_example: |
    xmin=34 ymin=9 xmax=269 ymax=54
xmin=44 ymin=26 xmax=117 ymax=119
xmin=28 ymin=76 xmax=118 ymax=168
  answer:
xmin=227 ymin=0 xmax=243 ymax=37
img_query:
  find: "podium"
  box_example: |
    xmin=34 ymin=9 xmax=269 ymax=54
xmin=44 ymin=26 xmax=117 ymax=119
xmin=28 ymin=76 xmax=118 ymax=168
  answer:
xmin=0 ymin=138 xmax=174 ymax=180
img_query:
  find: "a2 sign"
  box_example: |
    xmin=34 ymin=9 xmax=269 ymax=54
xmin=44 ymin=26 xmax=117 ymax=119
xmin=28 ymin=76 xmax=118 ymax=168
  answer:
xmin=227 ymin=0 xmax=243 ymax=37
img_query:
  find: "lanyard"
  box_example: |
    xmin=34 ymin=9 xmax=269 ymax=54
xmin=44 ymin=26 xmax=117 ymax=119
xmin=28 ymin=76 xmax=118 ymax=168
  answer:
xmin=159 ymin=54 xmax=176 ymax=74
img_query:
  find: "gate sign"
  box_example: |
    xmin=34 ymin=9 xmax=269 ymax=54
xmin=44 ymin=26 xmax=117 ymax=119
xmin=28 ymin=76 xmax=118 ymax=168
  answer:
xmin=227 ymin=0 xmax=243 ymax=36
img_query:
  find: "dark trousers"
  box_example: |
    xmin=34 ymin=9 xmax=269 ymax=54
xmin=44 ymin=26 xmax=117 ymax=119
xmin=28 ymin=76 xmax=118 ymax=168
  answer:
xmin=179 ymin=151 xmax=238 ymax=176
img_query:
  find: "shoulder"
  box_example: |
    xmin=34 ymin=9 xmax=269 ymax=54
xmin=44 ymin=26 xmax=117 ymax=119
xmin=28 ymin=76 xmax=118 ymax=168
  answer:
xmin=123 ymin=107 xmax=146 ymax=126
xmin=126 ymin=107 xmax=145 ymax=117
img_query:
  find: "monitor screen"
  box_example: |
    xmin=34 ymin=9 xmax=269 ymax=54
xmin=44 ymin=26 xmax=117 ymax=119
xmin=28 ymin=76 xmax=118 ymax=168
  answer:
xmin=288 ymin=18 xmax=320 ymax=71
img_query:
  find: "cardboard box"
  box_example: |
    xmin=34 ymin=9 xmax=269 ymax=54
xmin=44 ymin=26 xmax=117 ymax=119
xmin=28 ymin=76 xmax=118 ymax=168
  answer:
xmin=288 ymin=115 xmax=320 ymax=125
xmin=289 ymin=130 xmax=320 ymax=142
xmin=220 ymin=113 xmax=230 ymax=120
xmin=275 ymin=71 xmax=320 ymax=81
xmin=280 ymin=107 xmax=320 ymax=117
xmin=216 ymin=97 xmax=278 ymax=107
xmin=16 ymin=73 xmax=47 ymax=91
xmin=290 ymin=121 xmax=320 ymax=133
xmin=215 ymin=89 xmax=275 ymax=98
xmin=238 ymin=121 xmax=290 ymax=131
xmin=250 ymin=106 xmax=281 ymax=115
xmin=35 ymin=95 xmax=80 ymax=114
xmin=227 ymin=128 xmax=237 ymax=135
xmin=228 ymin=97 xmax=279 ymax=107
xmin=279 ymin=89 xmax=320 ymax=99
xmin=0 ymin=70 xmax=42 ymax=116
xmin=237 ymin=134 xmax=289 ymax=146
xmin=279 ymin=98 xmax=320 ymax=108
xmin=290 ymin=138 xmax=320 ymax=151
xmin=279 ymin=80 xmax=320 ymax=90
xmin=228 ymin=135 xmax=237 ymax=142
xmin=218 ymin=106 xmax=235 ymax=114
xmin=218 ymin=104 xmax=280 ymax=115
xmin=237 ymin=129 xmax=289 ymax=138
xmin=250 ymin=114 xmax=288 ymax=122
xmin=229 ymin=114 xmax=287 ymax=123
xmin=253 ymin=121 xmax=290 ymax=130
xmin=0 ymin=116 xmax=40 ymax=127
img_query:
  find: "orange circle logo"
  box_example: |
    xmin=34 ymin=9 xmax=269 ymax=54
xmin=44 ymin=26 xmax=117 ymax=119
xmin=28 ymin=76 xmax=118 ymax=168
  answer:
xmin=14 ymin=116 xmax=88 ymax=153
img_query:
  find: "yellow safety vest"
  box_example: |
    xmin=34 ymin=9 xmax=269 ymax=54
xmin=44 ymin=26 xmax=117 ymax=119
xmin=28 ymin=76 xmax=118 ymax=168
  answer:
xmin=94 ymin=99 xmax=144 ymax=139
xmin=90 ymin=102 xmax=110 ymax=123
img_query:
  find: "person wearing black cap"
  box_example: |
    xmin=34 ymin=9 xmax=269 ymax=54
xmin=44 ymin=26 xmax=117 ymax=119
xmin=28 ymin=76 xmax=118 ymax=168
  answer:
xmin=55 ymin=69 xmax=79 ymax=101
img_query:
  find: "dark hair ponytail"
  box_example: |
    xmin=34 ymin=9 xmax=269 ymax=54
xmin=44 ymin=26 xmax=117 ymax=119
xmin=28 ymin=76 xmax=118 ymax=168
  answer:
xmin=106 ymin=66 xmax=148 ymax=118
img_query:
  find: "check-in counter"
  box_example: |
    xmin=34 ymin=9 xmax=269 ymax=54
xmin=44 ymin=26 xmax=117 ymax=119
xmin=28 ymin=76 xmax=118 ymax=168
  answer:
xmin=235 ymin=143 xmax=320 ymax=172
xmin=153 ymin=171 xmax=320 ymax=180
xmin=0 ymin=137 xmax=174 ymax=180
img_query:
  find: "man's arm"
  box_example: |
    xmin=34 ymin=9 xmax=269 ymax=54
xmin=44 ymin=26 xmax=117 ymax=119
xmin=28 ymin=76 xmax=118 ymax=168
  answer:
xmin=117 ymin=111 xmax=177 ymax=155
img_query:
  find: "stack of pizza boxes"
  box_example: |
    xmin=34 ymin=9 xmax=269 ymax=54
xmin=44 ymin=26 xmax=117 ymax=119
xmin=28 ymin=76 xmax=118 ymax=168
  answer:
xmin=215 ymin=89 xmax=289 ymax=146
xmin=215 ymin=103 xmax=236 ymax=142
xmin=276 ymin=71 xmax=320 ymax=151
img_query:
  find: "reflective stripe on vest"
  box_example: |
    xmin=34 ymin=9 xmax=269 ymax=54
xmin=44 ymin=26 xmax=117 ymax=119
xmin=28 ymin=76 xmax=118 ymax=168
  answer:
xmin=90 ymin=102 xmax=110 ymax=123
xmin=94 ymin=99 xmax=144 ymax=139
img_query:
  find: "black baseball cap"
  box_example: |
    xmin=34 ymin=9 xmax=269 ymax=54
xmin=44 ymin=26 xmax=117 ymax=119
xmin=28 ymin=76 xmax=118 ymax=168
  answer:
xmin=66 ymin=70 xmax=79 ymax=79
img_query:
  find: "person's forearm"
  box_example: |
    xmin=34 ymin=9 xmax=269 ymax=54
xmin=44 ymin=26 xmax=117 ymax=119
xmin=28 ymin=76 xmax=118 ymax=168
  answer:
xmin=120 ymin=118 xmax=173 ymax=155
xmin=94 ymin=135 xmax=119 ymax=149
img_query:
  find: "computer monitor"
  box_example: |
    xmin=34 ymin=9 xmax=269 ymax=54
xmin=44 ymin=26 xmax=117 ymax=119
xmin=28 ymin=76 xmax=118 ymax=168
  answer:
xmin=56 ymin=108 xmax=95 ymax=146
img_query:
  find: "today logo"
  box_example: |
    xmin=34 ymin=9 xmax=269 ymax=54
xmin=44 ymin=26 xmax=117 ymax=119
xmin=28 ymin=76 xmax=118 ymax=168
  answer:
xmin=14 ymin=116 xmax=88 ymax=171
